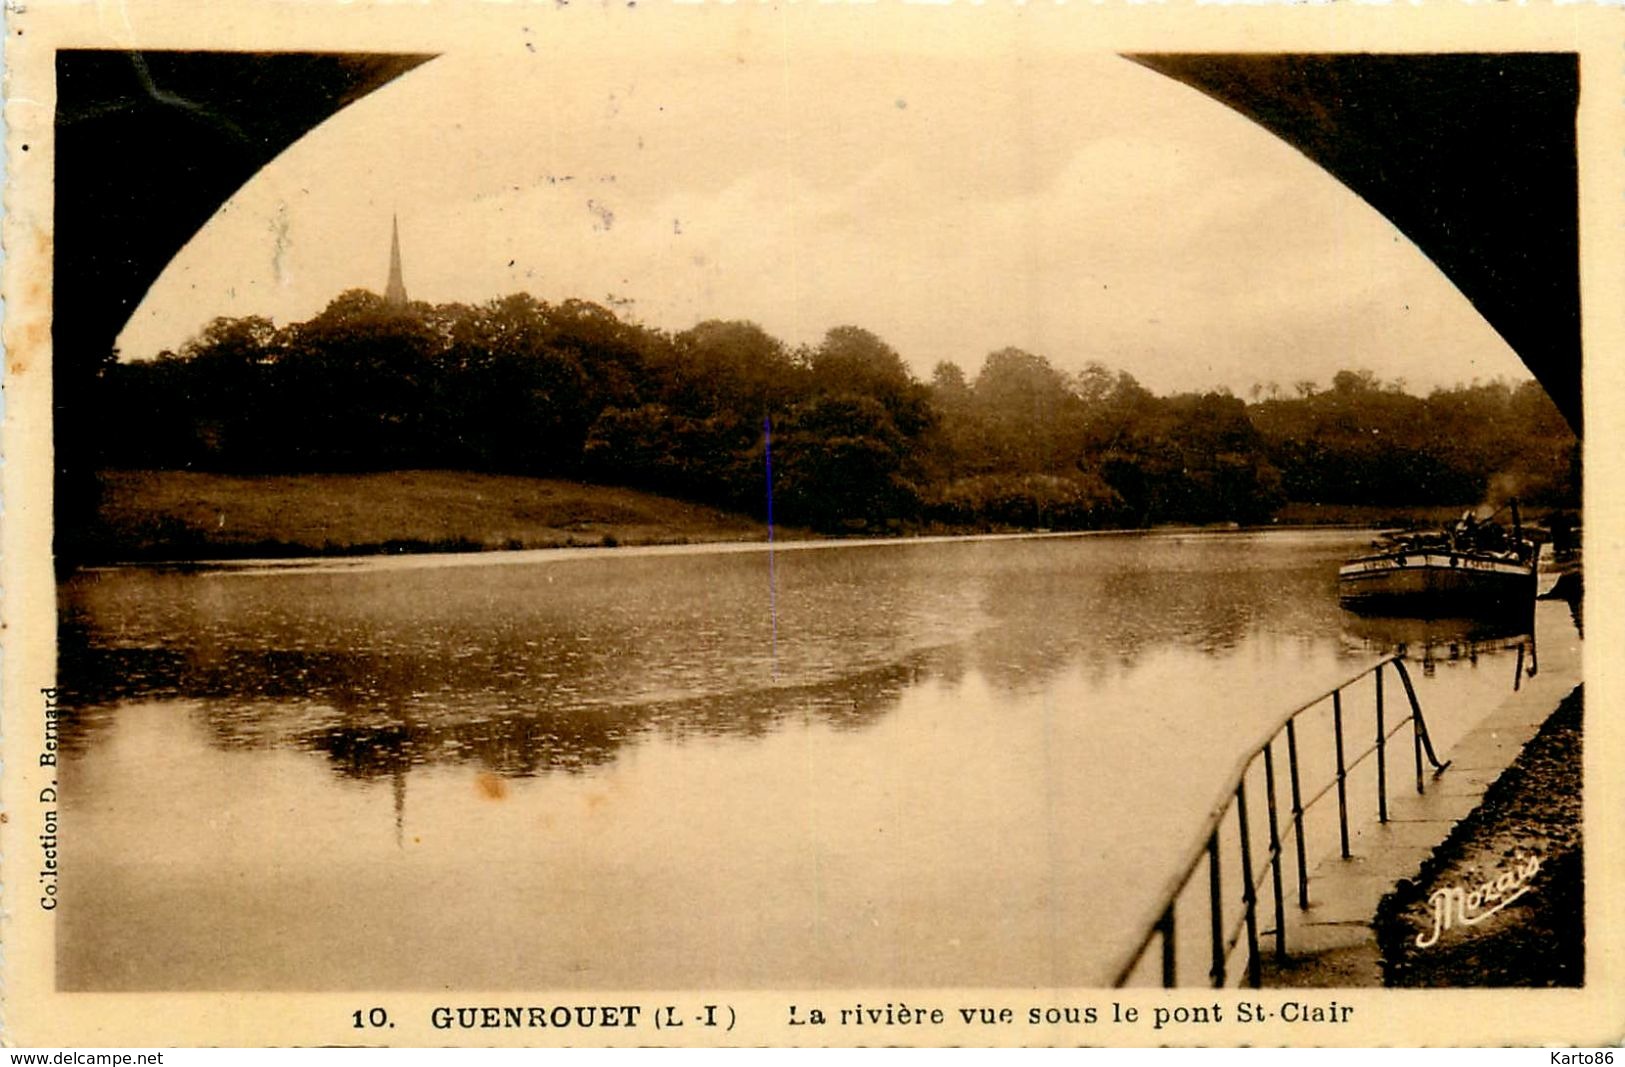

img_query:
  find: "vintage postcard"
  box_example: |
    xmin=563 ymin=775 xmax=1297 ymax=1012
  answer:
xmin=3 ymin=0 xmax=1622 ymax=1049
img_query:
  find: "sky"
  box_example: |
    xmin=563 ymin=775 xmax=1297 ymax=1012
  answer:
xmin=115 ymin=32 xmax=1530 ymax=398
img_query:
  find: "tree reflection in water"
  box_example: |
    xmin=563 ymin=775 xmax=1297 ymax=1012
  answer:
xmin=59 ymin=530 xmax=1543 ymax=796
xmin=59 ymin=611 xmax=940 ymax=784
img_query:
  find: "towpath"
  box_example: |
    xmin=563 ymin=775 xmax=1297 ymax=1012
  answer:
xmin=1263 ymin=598 xmax=1582 ymax=987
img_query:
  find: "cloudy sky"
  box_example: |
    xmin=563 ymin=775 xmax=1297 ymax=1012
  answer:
xmin=116 ymin=32 xmax=1527 ymax=397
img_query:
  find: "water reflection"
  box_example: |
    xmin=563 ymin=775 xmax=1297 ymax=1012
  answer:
xmin=62 ymin=528 xmax=1538 ymax=808
xmin=296 ymin=656 xmax=928 ymax=783
xmin=54 ymin=529 xmax=1562 ymax=990
xmin=1338 ymin=606 xmax=1534 ymax=681
xmin=60 ymin=533 xmax=1352 ymax=783
xmin=61 ymin=633 xmax=935 ymax=789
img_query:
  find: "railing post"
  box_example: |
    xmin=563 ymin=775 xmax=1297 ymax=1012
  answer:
xmin=1392 ymin=657 xmax=1450 ymax=775
xmin=1333 ymin=689 xmax=1351 ymax=859
xmin=1514 ymin=642 xmax=1525 ymax=692
xmin=1157 ymin=907 xmax=1176 ymax=988
xmin=1235 ymin=782 xmax=1262 ymax=989
xmin=1412 ymin=676 xmax=1425 ymax=794
xmin=1262 ymin=743 xmax=1287 ymax=962
xmin=1285 ymin=718 xmax=1309 ymax=908
xmin=1208 ymin=833 xmax=1225 ymax=988
xmin=1375 ymin=663 xmax=1388 ymax=824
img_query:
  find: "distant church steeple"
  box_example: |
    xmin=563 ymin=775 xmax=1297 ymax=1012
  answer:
xmin=384 ymin=214 xmax=409 ymax=306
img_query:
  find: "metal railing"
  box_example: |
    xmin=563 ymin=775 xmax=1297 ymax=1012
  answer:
xmin=1111 ymin=654 xmax=1450 ymax=988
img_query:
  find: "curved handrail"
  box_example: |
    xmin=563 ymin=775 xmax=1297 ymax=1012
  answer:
xmin=1110 ymin=652 xmax=1449 ymax=988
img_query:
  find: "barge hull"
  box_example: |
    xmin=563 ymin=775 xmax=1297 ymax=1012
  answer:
xmin=1338 ymin=553 xmax=1536 ymax=613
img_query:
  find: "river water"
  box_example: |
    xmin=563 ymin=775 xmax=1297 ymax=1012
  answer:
xmin=55 ymin=529 xmax=1548 ymax=990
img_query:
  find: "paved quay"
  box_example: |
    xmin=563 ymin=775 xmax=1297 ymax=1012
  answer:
xmin=1260 ymin=598 xmax=1582 ymax=987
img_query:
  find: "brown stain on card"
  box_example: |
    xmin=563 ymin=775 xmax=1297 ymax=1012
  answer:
xmin=583 ymin=786 xmax=625 ymax=817
xmin=475 ymin=772 xmax=508 ymax=801
xmin=10 ymin=316 xmax=47 ymax=377
xmin=8 ymin=229 xmax=54 ymax=378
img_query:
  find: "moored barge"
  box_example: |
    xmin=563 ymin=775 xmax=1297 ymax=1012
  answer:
xmin=1338 ymin=504 xmax=1538 ymax=613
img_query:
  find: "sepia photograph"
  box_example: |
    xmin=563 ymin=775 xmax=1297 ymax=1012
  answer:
xmin=3 ymin=0 xmax=1620 ymax=1048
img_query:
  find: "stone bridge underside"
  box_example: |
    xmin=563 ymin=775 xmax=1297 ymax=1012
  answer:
xmin=1131 ymin=53 xmax=1579 ymax=434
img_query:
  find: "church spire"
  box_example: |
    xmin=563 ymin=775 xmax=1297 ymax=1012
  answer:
xmin=384 ymin=214 xmax=409 ymax=306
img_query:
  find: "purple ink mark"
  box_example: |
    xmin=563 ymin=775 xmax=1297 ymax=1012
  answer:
xmin=764 ymin=415 xmax=778 ymax=678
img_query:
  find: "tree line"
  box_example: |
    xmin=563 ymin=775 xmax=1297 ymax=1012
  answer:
xmin=91 ymin=290 xmax=1578 ymax=533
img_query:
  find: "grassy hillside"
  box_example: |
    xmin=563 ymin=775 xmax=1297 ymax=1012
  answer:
xmin=88 ymin=470 xmax=784 ymax=561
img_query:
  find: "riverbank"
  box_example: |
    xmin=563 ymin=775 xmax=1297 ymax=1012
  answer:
xmin=1374 ymin=687 xmax=1583 ymax=987
xmin=85 ymin=469 xmax=1507 ymax=563
xmin=86 ymin=469 xmax=791 ymax=561
xmin=1267 ymin=501 xmax=1477 ymax=528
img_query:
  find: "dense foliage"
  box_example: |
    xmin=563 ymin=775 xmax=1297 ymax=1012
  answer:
xmin=92 ymin=291 xmax=1578 ymax=533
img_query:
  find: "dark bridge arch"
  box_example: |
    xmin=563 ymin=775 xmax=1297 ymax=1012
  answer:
xmin=52 ymin=50 xmax=435 ymax=561
xmin=1129 ymin=53 xmax=1580 ymax=434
